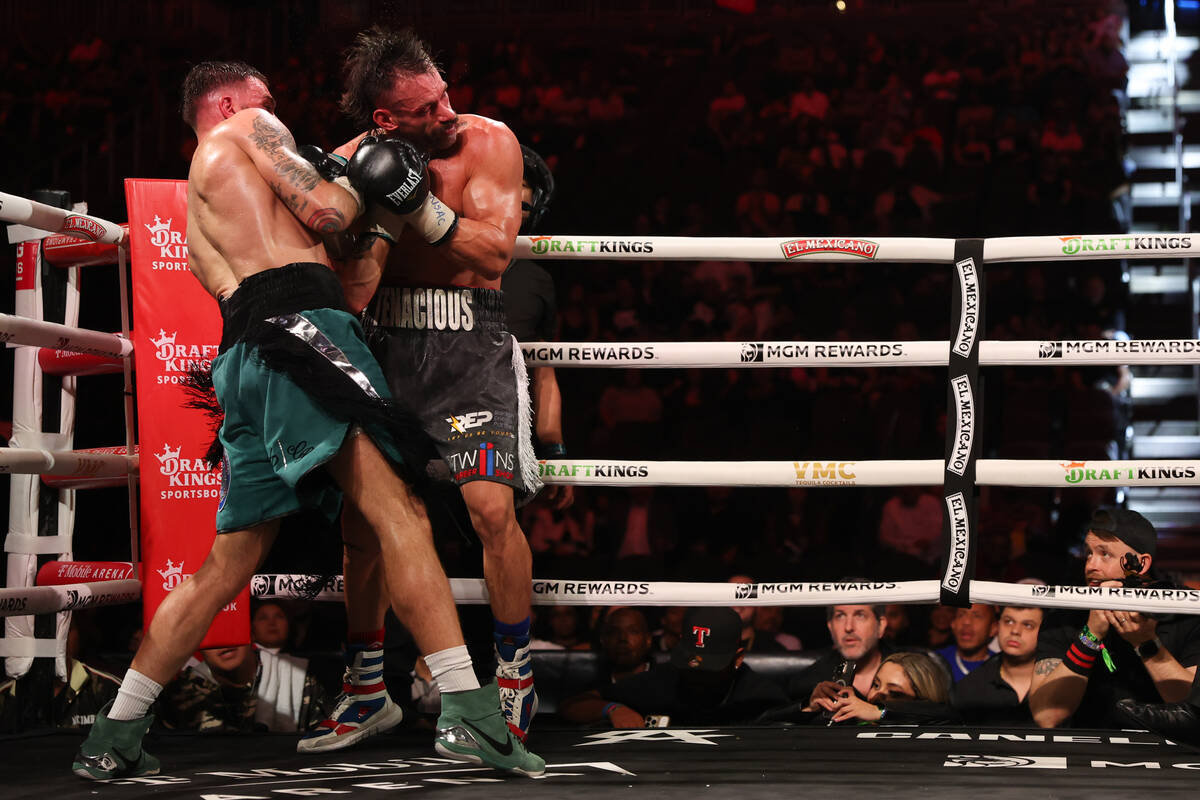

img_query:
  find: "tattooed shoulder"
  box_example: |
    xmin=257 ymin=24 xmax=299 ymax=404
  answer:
xmin=1035 ymin=658 xmax=1062 ymax=676
xmin=249 ymin=114 xmax=295 ymax=156
xmin=248 ymin=114 xmax=319 ymax=193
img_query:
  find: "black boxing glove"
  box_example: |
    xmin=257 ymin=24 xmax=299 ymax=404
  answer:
xmin=298 ymin=144 xmax=348 ymax=181
xmin=298 ymin=144 xmax=362 ymax=216
xmin=346 ymin=136 xmax=458 ymax=245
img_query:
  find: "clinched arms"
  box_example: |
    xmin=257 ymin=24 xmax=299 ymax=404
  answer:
xmin=238 ymin=110 xmax=363 ymax=233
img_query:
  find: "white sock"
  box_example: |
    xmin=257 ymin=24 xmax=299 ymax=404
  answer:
xmin=108 ymin=668 xmax=163 ymax=721
xmin=425 ymin=645 xmax=480 ymax=694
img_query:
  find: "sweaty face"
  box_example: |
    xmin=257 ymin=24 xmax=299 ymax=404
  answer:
xmin=866 ymin=661 xmax=916 ymax=704
xmin=951 ymin=604 xmax=997 ymax=654
xmin=1084 ymin=531 xmax=1144 ymax=586
xmin=998 ymin=607 xmax=1042 ymax=660
xmin=827 ymin=605 xmax=884 ymax=661
xmin=376 ymin=68 xmax=458 ymax=152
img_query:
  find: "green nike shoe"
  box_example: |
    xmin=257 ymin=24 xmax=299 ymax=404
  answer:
xmin=435 ymin=682 xmax=546 ymax=777
xmin=72 ymin=701 xmax=160 ymax=781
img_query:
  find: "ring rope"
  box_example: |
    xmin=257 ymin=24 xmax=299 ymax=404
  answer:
xmin=0 ymin=190 xmax=126 ymax=245
xmin=520 ymin=339 xmax=1200 ymax=368
xmin=513 ymin=233 xmax=1196 ymax=263
xmin=7 ymin=571 xmax=1199 ymax=618
xmin=0 ymin=447 xmax=137 ymax=478
xmin=0 ymin=313 xmax=132 ymax=358
xmin=0 ymin=455 xmax=1191 ymax=488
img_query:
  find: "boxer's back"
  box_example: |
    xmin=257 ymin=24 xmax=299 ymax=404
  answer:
xmin=187 ymin=109 xmax=329 ymax=300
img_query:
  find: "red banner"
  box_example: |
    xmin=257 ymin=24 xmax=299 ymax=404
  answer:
xmin=126 ymin=178 xmax=248 ymax=648
xmin=38 ymin=347 xmax=125 ymax=376
xmin=42 ymin=227 xmax=125 ymax=267
xmin=37 ymin=561 xmax=136 ymax=585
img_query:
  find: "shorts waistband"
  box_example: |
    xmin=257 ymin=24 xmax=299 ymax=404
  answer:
xmin=368 ymin=286 xmax=504 ymax=332
xmin=220 ymin=263 xmax=347 ymax=349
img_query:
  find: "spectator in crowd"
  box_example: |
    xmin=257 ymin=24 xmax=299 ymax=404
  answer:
xmin=652 ymin=606 xmax=686 ymax=654
xmin=818 ymin=651 xmax=955 ymax=725
xmin=1029 ymin=509 xmax=1200 ymax=728
xmin=536 ymin=606 xmax=590 ymax=650
xmin=0 ymin=620 xmax=120 ymax=732
xmin=937 ymin=604 xmax=1000 ymax=682
xmin=558 ymin=607 xmax=786 ymax=727
xmin=597 ymin=607 xmax=654 ymax=683
xmin=251 ymin=601 xmax=292 ymax=652
xmin=882 ymin=605 xmax=915 ymax=647
xmin=927 ymin=604 xmax=955 ymax=649
xmin=955 ymin=606 xmax=1044 ymax=724
xmin=753 ymin=606 xmax=803 ymax=652
xmin=788 ymin=603 xmax=891 ymax=706
xmin=159 ymin=644 xmax=329 ymax=733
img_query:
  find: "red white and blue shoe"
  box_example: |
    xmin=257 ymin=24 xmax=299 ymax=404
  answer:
xmin=297 ymin=667 xmax=404 ymax=753
xmin=495 ymin=642 xmax=538 ymax=741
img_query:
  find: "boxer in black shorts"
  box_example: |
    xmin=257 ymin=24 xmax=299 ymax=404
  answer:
xmin=367 ymin=285 xmax=539 ymax=501
xmin=312 ymin=27 xmax=542 ymax=749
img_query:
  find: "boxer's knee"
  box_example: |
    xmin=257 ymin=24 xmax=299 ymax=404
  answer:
xmin=464 ymin=485 xmax=519 ymax=550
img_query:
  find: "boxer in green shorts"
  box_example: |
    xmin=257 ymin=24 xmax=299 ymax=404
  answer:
xmin=211 ymin=263 xmax=411 ymax=534
xmin=73 ymin=60 xmax=543 ymax=783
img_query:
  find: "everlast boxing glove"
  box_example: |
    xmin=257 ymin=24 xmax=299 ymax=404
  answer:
xmin=298 ymin=144 xmax=363 ymax=216
xmin=346 ymin=136 xmax=459 ymax=245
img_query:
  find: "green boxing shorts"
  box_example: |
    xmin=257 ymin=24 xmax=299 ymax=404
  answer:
xmin=211 ymin=263 xmax=425 ymax=533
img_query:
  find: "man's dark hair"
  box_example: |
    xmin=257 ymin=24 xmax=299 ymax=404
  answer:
xmin=180 ymin=61 xmax=266 ymax=127
xmin=341 ymin=26 xmax=437 ymax=128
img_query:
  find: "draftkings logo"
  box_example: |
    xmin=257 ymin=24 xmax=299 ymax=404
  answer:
xmin=157 ymin=559 xmax=187 ymax=591
xmin=156 ymin=443 xmax=220 ymax=500
xmin=149 ymin=329 xmax=218 ymax=385
xmin=143 ymin=214 xmax=188 ymax=270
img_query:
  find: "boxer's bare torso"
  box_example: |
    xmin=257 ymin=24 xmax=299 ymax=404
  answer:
xmin=188 ymin=104 xmax=356 ymax=301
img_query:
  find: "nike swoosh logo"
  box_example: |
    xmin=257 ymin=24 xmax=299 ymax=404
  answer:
xmin=460 ymin=717 xmax=514 ymax=756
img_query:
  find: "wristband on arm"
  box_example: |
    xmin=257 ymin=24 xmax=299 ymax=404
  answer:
xmin=601 ymin=702 xmax=619 ymax=718
xmin=540 ymin=441 xmax=567 ymax=458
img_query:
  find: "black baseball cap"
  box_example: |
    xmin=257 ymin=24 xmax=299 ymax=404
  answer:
xmin=1088 ymin=507 xmax=1156 ymax=558
xmin=670 ymin=607 xmax=743 ymax=672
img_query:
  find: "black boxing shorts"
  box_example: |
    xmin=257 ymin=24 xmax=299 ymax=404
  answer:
xmin=365 ymin=285 xmax=543 ymax=504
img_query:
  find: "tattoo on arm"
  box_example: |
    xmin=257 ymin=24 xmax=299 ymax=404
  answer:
xmin=270 ymin=182 xmax=309 ymax=217
xmin=306 ymin=207 xmax=346 ymax=234
xmin=249 ymin=115 xmax=320 ymax=192
xmin=1035 ymin=658 xmax=1062 ymax=676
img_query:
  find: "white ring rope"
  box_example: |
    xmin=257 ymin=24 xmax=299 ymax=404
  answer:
xmin=521 ymin=339 xmax=1200 ymax=368
xmin=0 ymin=447 xmax=137 ymax=478
xmin=8 ymin=571 xmax=1198 ymax=618
xmin=0 ymin=579 xmax=141 ymax=616
xmin=0 ymin=455 xmax=1189 ymax=488
xmin=514 ymin=233 xmax=1196 ymax=263
xmin=535 ymin=459 xmax=1200 ymax=488
xmin=0 ymin=312 xmax=132 ymax=358
xmin=0 ymin=190 xmax=127 ymax=245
